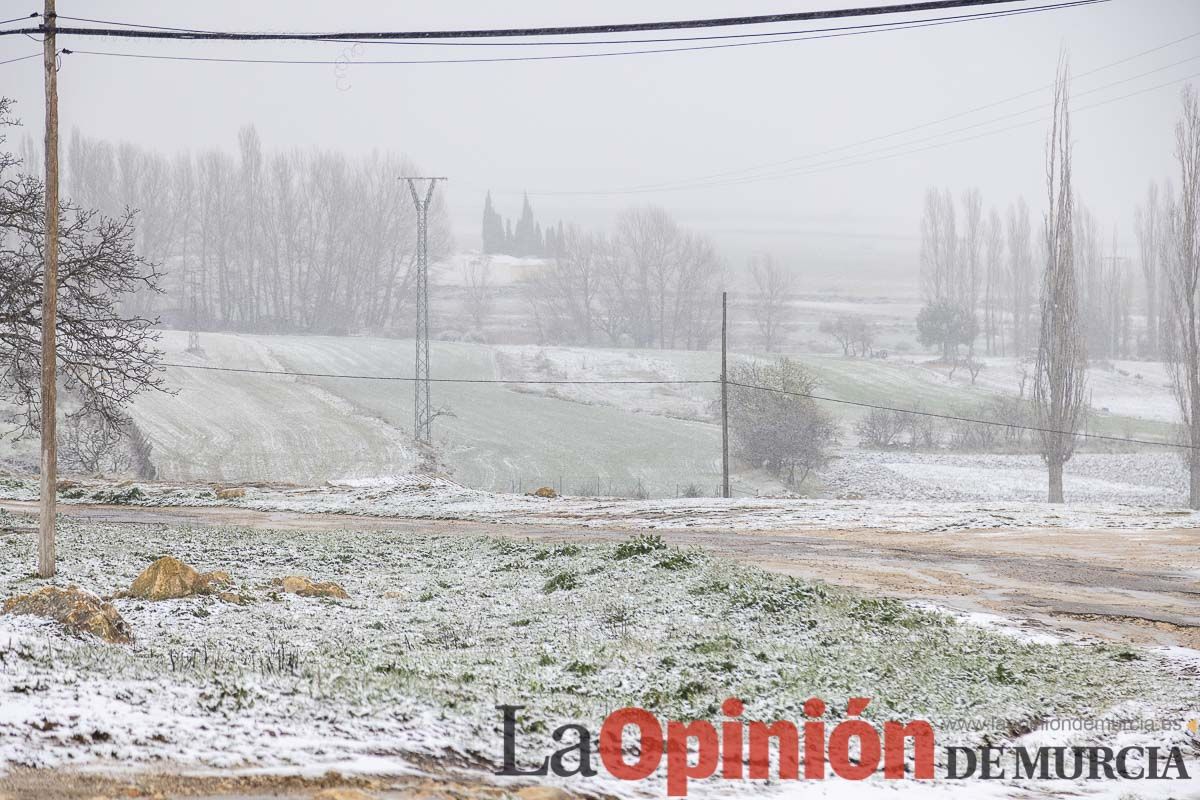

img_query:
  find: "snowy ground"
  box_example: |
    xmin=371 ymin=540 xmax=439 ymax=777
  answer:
xmin=821 ymin=450 xmax=1191 ymax=505
xmin=77 ymin=331 xmax=1185 ymax=501
xmin=1 ymin=470 xmax=1197 ymax=532
xmin=0 ymin=518 xmax=1197 ymax=798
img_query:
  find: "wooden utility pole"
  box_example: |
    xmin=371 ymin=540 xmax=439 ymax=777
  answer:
xmin=38 ymin=0 xmax=58 ymax=578
xmin=721 ymin=291 xmax=729 ymax=499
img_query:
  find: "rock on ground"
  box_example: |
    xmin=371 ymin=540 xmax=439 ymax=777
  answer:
xmin=312 ymin=789 xmax=376 ymax=800
xmin=276 ymin=575 xmax=349 ymax=599
xmin=2 ymin=585 xmax=132 ymax=644
xmin=123 ymin=556 xmax=230 ymax=600
xmin=515 ymin=788 xmax=572 ymax=800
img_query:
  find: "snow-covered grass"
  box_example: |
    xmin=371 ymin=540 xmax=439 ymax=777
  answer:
xmin=821 ymin=451 xmax=1191 ymax=505
xmin=3 ymin=471 xmax=1198 ymax=532
xmin=119 ymin=331 xmax=1188 ymax=501
xmin=0 ymin=518 xmax=1195 ymax=796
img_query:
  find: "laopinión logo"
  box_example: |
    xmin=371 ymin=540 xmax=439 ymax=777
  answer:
xmin=497 ymin=698 xmax=1192 ymax=797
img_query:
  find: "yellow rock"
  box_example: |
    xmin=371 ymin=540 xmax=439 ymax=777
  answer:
xmin=276 ymin=575 xmax=349 ymax=600
xmin=124 ymin=556 xmax=228 ymax=600
xmin=312 ymin=789 xmax=376 ymax=800
xmin=2 ymin=585 xmax=132 ymax=644
xmin=216 ymin=487 xmax=246 ymax=499
xmin=516 ymin=787 xmax=572 ymax=800
xmin=530 ymin=486 xmax=558 ymax=498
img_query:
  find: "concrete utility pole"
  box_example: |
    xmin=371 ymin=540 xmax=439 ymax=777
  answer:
xmin=38 ymin=0 xmax=59 ymax=578
xmin=721 ymin=291 xmax=730 ymax=499
xmin=404 ymin=177 xmax=445 ymax=445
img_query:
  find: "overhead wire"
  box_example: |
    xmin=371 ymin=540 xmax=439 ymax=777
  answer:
xmin=725 ymin=380 xmax=1193 ymax=450
xmin=0 ymin=52 xmax=39 ymax=66
xmin=0 ymin=0 xmax=1091 ymax=41
xmin=531 ymin=66 xmax=1200 ymax=195
xmin=156 ymin=360 xmax=1193 ymax=450
xmin=545 ymin=28 xmax=1200 ymax=194
xmin=55 ymin=3 xmax=1102 ymax=68
xmin=158 ymin=362 xmax=719 ymax=385
xmin=49 ymin=1 xmax=1100 ymax=48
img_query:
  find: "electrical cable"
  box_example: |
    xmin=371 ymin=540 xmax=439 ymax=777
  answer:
xmin=3 ymin=1 xmax=1085 ymax=41
xmin=155 ymin=361 xmax=1193 ymax=449
xmin=56 ymin=3 xmax=1100 ymax=67
xmin=726 ymin=380 xmax=1194 ymax=449
xmin=51 ymin=2 xmax=1098 ymax=48
xmin=534 ymin=28 xmax=1200 ymax=195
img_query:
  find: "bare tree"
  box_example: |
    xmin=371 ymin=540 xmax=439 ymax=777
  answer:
xmin=525 ymin=225 xmax=605 ymax=344
xmin=983 ymin=207 xmax=1004 ymax=355
xmin=1033 ymin=56 xmax=1088 ymax=504
xmin=748 ymin=253 xmax=793 ymax=352
xmin=960 ymin=188 xmax=984 ymax=319
xmin=66 ymin=129 xmax=444 ymax=336
xmin=819 ymin=314 xmax=874 ymax=357
xmin=1074 ymin=203 xmax=1120 ymax=360
xmin=462 ymin=253 xmax=494 ymax=331
xmin=919 ymin=187 xmax=958 ymax=304
xmin=60 ymin=412 xmax=124 ymax=474
xmin=1006 ymin=198 xmax=1034 ymax=355
xmin=1163 ymin=84 xmax=1200 ymax=508
xmin=0 ymin=98 xmax=165 ymax=436
xmin=1134 ymin=182 xmax=1161 ymax=356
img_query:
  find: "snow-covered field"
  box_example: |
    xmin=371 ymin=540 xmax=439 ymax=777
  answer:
xmin=3 ymin=473 xmax=1196 ymax=533
xmin=1 ymin=518 xmax=1196 ymax=798
xmin=117 ymin=330 xmax=1189 ymax=504
xmin=821 ymin=451 xmax=1191 ymax=505
xmin=135 ymin=331 xmax=724 ymax=497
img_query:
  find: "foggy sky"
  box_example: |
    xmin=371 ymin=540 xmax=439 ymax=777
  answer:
xmin=1 ymin=0 xmax=1197 ymax=291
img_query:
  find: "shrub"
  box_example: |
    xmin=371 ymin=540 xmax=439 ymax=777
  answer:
xmin=542 ymin=570 xmax=579 ymax=593
xmin=614 ymin=533 xmax=667 ymax=559
xmin=722 ymin=358 xmax=839 ymax=487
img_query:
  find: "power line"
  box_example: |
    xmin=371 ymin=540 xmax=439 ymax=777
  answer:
xmin=533 ymin=66 xmax=1200 ymax=196
xmin=726 ymin=380 xmax=1193 ymax=450
xmin=159 ymin=361 xmax=718 ymax=385
xmin=0 ymin=52 xmax=39 ymax=66
xmin=0 ymin=14 xmax=36 ymax=27
xmin=50 ymin=2 xmax=1097 ymax=48
xmin=525 ymin=30 xmax=1200 ymax=196
xmin=56 ymin=3 xmax=1101 ymax=68
xmin=3 ymin=1 xmax=1083 ymax=41
xmin=157 ymin=361 xmax=1191 ymax=450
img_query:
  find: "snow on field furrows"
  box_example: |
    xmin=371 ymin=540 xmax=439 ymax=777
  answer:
xmin=36 ymin=330 xmax=1182 ymax=503
xmin=0 ymin=519 xmax=1197 ymax=799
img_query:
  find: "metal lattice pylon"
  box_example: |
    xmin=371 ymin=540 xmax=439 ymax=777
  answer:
xmin=404 ymin=177 xmax=445 ymax=445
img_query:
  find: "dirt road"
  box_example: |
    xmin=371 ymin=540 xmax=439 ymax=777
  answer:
xmin=5 ymin=499 xmax=1197 ymax=649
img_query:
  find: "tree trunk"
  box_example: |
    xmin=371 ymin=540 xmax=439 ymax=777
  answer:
xmin=1190 ymin=458 xmax=1200 ymax=510
xmin=1047 ymin=455 xmax=1064 ymax=503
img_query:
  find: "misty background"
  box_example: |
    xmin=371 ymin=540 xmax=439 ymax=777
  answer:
xmin=2 ymin=0 xmax=1195 ymax=292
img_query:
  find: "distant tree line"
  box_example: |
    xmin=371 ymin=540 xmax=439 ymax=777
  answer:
xmin=522 ymin=206 xmax=724 ymax=350
xmin=918 ymin=182 xmax=1144 ymax=365
xmin=66 ymin=125 xmax=450 ymax=335
xmin=481 ymin=191 xmax=563 ymax=258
